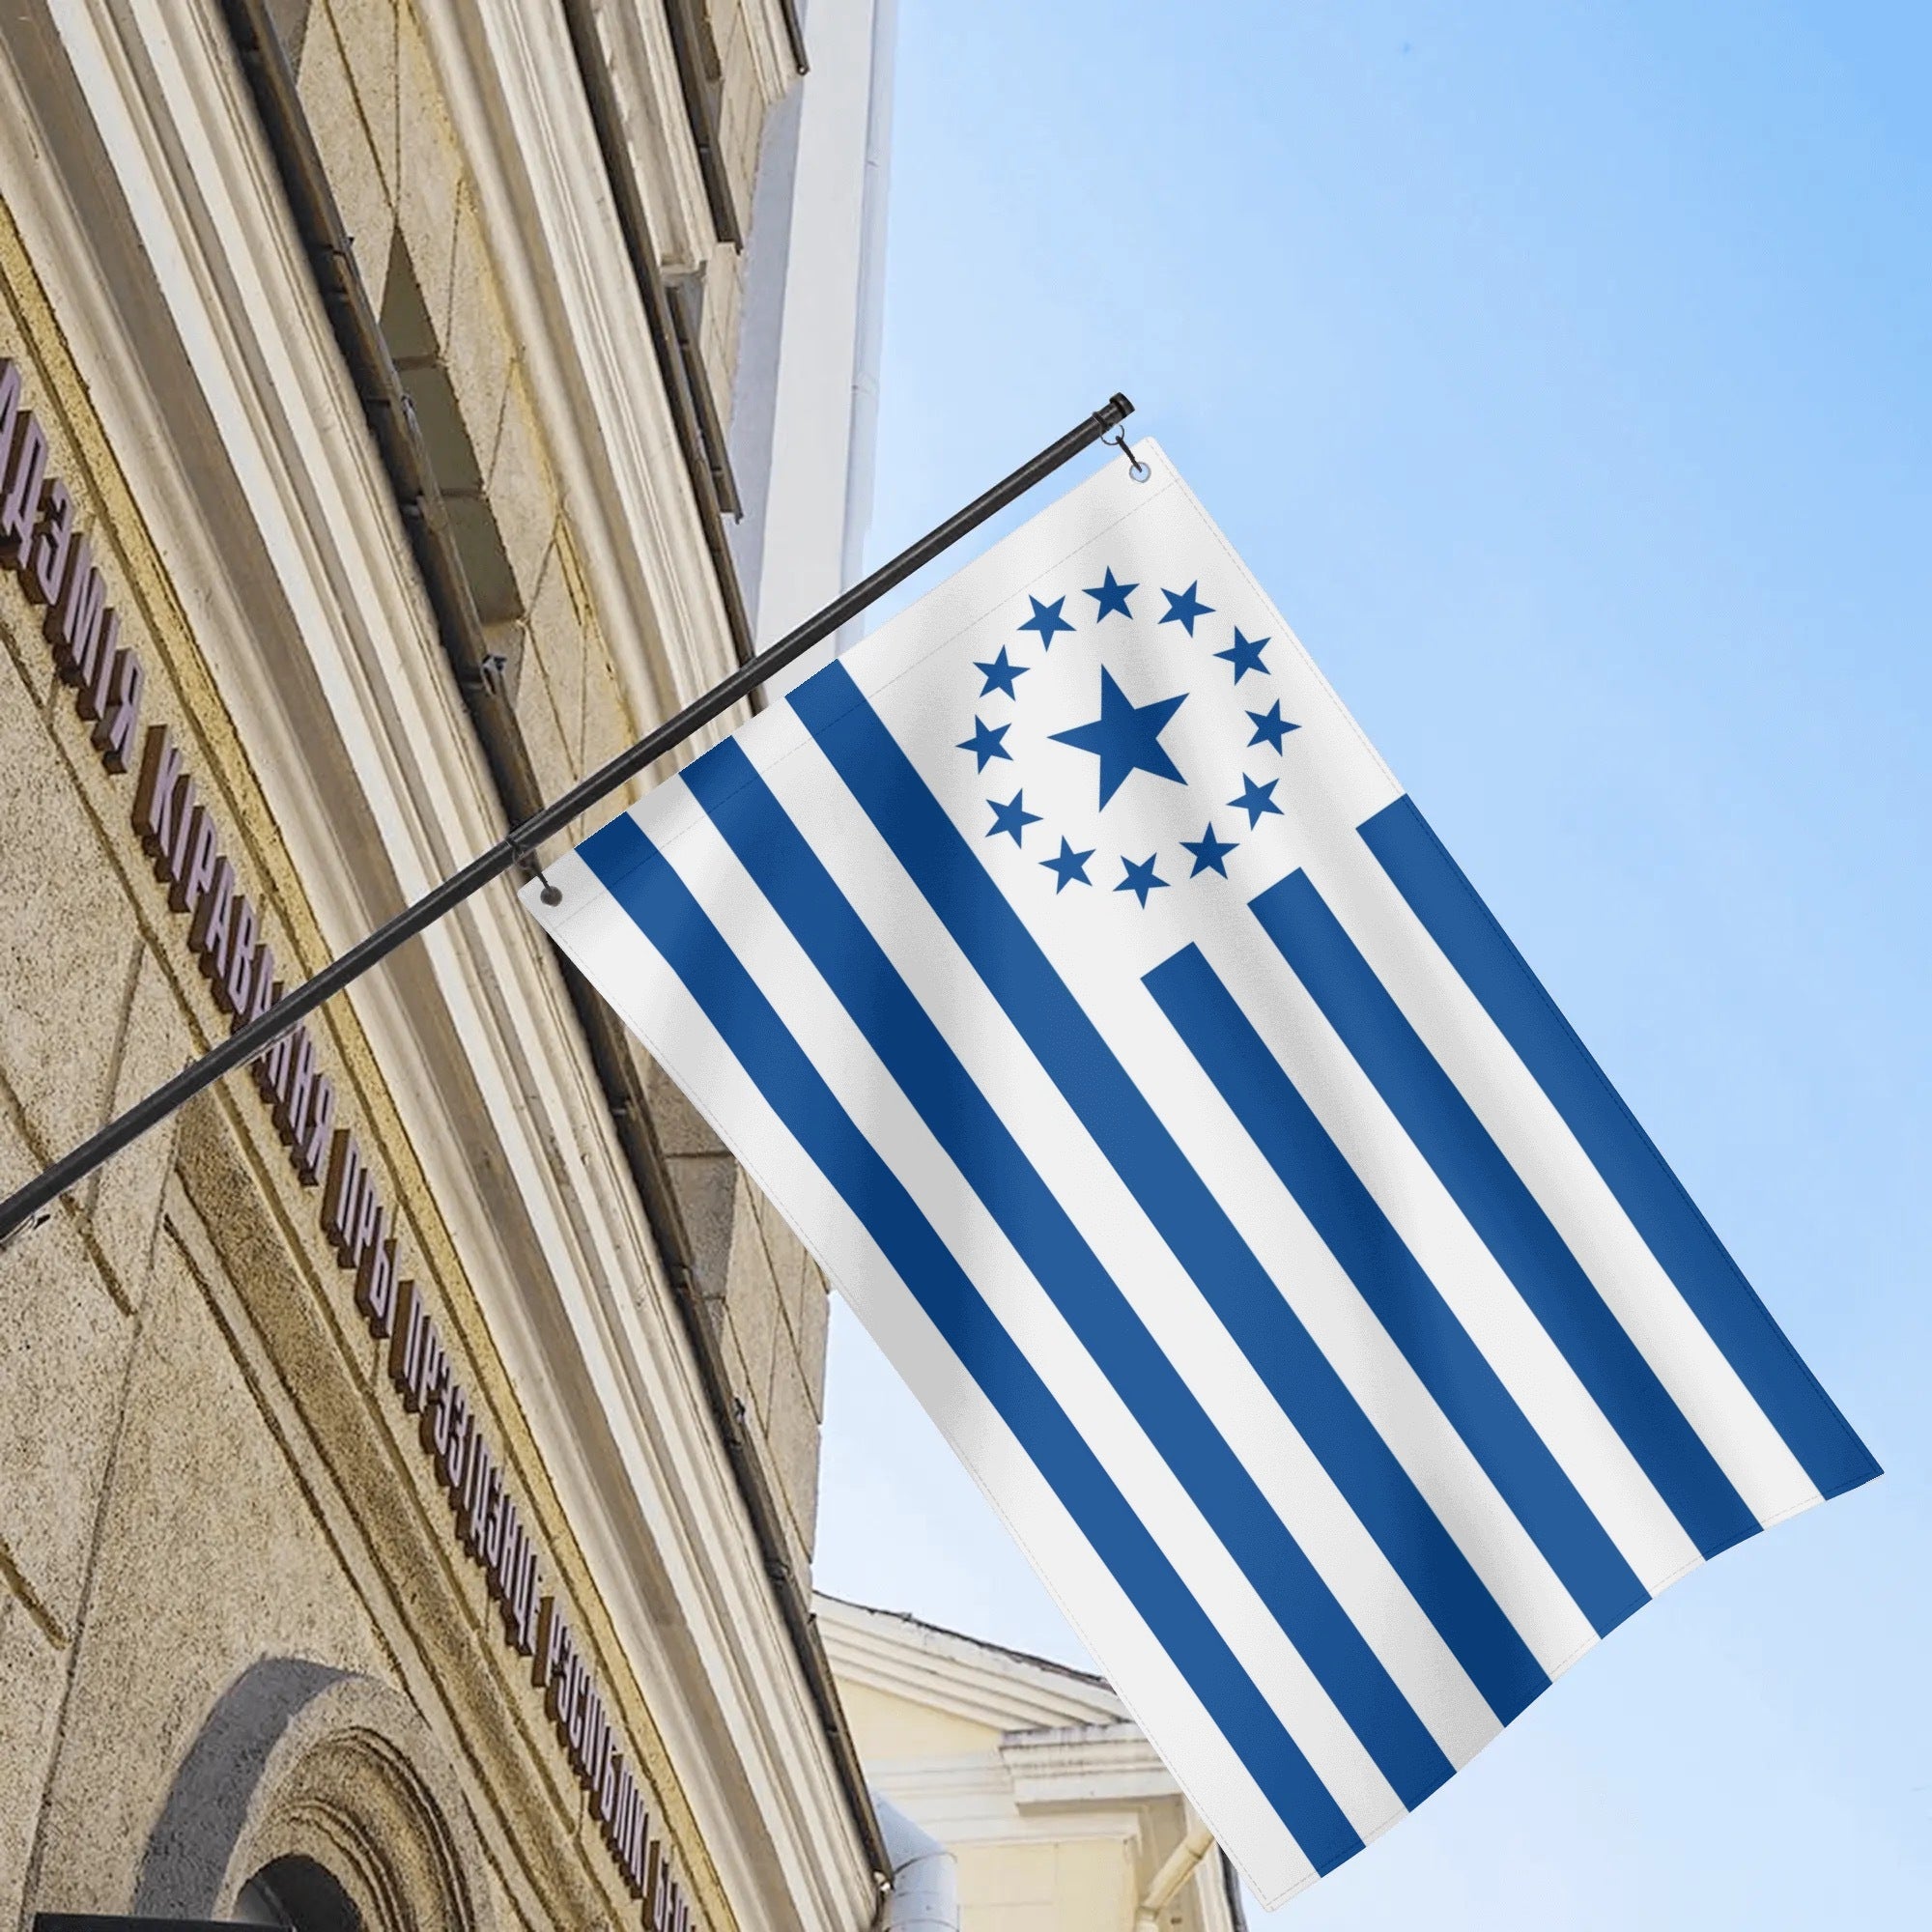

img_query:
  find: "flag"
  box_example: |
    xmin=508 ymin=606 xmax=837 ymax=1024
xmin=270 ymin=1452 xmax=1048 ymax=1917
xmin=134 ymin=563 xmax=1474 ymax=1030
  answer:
xmin=523 ymin=442 xmax=1877 ymax=1907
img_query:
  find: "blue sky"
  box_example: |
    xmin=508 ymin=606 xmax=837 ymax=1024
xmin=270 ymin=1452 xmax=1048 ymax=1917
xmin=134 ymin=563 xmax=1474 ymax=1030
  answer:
xmin=813 ymin=4 xmax=1931 ymax=1922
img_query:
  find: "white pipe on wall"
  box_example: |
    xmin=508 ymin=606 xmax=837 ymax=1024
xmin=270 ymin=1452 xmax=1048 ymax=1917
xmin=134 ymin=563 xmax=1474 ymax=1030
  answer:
xmin=876 ymin=1794 xmax=958 ymax=1932
xmin=1134 ymin=1820 xmax=1216 ymax=1932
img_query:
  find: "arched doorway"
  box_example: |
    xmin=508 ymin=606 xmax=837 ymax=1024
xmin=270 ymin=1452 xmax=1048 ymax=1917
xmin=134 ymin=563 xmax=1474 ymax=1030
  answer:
xmin=137 ymin=1660 xmax=491 ymax=1932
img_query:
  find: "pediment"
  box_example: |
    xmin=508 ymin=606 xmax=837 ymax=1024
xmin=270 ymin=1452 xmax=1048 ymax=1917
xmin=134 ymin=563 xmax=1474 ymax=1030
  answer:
xmin=815 ymin=1594 xmax=1129 ymax=1736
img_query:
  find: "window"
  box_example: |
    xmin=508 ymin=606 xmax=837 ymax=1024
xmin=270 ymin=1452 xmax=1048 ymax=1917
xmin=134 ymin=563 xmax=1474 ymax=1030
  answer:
xmin=379 ymin=235 xmax=525 ymax=682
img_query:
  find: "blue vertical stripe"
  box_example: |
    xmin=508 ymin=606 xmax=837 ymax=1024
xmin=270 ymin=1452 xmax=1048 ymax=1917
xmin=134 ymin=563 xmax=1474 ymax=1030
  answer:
xmin=1249 ymin=868 xmax=1761 ymax=1559
xmin=683 ymin=737 xmax=1454 ymax=1806
xmin=1146 ymin=941 xmax=1647 ymax=1638
xmin=1357 ymin=797 xmax=1880 ymax=1502
xmin=578 ymin=809 xmax=1365 ymax=1874
xmin=788 ymin=659 xmax=1549 ymax=1725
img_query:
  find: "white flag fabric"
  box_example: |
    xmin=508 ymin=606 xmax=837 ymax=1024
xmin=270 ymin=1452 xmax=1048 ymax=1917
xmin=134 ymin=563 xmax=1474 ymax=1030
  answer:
xmin=524 ymin=443 xmax=1876 ymax=1907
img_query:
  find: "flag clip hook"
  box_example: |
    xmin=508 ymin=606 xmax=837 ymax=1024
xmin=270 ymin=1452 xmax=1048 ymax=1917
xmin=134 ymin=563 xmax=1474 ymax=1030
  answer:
xmin=515 ymin=842 xmax=563 ymax=905
xmin=1104 ymin=428 xmax=1151 ymax=483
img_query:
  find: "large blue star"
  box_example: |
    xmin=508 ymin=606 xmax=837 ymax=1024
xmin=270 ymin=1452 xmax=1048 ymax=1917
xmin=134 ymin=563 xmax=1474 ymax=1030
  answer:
xmin=957 ymin=717 xmax=1013 ymax=771
xmin=1215 ymin=628 xmax=1270 ymax=682
xmin=1039 ymin=837 xmax=1094 ymax=893
xmin=1084 ymin=567 xmax=1137 ymax=621
xmin=974 ymin=646 xmax=1030 ymax=699
xmin=1115 ymin=854 xmax=1169 ymax=906
xmin=1049 ymin=668 xmax=1188 ymax=809
xmin=1159 ymin=582 xmax=1214 ymax=635
xmin=1018 ymin=595 xmax=1075 ymax=648
xmin=1228 ymin=773 xmax=1284 ymax=829
xmin=1180 ymin=822 xmax=1239 ymax=877
xmin=1246 ymin=700 xmax=1298 ymax=753
xmin=985 ymin=790 xmax=1041 ymax=846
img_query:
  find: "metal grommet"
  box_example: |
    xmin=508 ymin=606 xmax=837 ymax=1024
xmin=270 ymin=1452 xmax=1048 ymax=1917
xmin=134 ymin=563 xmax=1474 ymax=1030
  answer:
xmin=1105 ymin=427 xmax=1151 ymax=483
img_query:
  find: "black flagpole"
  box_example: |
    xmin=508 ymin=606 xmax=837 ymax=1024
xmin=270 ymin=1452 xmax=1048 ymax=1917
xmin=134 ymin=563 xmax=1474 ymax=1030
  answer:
xmin=0 ymin=395 xmax=1134 ymax=1246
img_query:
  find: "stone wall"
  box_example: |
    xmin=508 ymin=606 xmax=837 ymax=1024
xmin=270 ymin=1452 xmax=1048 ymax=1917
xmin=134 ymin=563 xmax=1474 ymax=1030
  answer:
xmin=0 ymin=0 xmax=849 ymax=1925
xmin=291 ymin=0 xmax=832 ymax=1579
xmin=0 ymin=219 xmax=665 ymax=1931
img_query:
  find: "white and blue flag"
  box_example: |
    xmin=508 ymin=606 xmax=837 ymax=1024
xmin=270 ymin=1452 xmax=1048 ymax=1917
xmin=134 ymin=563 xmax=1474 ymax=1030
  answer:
xmin=525 ymin=444 xmax=1877 ymax=1907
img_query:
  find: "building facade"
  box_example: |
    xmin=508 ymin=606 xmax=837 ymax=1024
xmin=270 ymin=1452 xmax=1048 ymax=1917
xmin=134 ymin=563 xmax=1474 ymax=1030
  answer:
xmin=0 ymin=3 xmax=893 ymax=1928
xmin=820 ymin=1599 xmax=1246 ymax=1932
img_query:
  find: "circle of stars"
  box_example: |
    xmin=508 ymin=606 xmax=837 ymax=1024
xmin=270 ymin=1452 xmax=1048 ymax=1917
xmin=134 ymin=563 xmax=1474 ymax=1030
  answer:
xmin=957 ymin=568 xmax=1303 ymax=907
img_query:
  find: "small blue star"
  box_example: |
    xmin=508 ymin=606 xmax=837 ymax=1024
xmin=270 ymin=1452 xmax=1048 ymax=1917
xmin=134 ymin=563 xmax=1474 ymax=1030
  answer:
xmin=974 ymin=646 xmax=1030 ymax=699
xmin=1018 ymin=595 xmax=1075 ymax=648
xmin=1215 ymin=628 xmax=1270 ymax=682
xmin=1049 ymin=668 xmax=1188 ymax=809
xmin=985 ymin=791 xmax=1042 ymax=846
xmin=957 ymin=717 xmax=1013 ymax=771
xmin=1084 ymin=568 xmax=1137 ymax=621
xmin=1116 ymin=854 xmax=1169 ymax=906
xmin=1040 ymin=838 xmax=1094 ymax=893
xmin=1159 ymin=582 xmax=1214 ymax=635
xmin=1180 ymin=822 xmax=1239 ymax=877
xmin=1246 ymin=700 xmax=1299 ymax=753
xmin=1228 ymin=773 xmax=1284 ymax=829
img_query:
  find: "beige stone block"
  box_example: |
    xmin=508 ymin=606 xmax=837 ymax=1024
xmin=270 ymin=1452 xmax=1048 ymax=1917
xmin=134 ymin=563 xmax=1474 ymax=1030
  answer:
xmin=298 ymin=6 xmax=396 ymax=292
xmin=0 ymin=662 xmax=146 ymax=1161
xmin=487 ymin=379 xmax=557 ymax=608
xmin=574 ymin=644 xmax=635 ymax=784
xmin=717 ymin=117 xmax=754 ymax=233
xmin=666 ymin=1150 xmax=736 ymax=1318
xmin=796 ymin=1265 xmax=829 ymax=1421
xmin=443 ymin=195 xmax=516 ymax=475
xmin=0 ymin=1211 xmax=132 ymax=1639
xmin=716 ymin=13 xmax=760 ymax=200
xmin=719 ymin=4 xmax=752 ymax=78
xmin=562 ymin=641 xmax=589 ymax=779
xmin=82 ymin=948 xmax=193 ymax=1310
xmin=699 ymin=250 xmax=744 ymax=405
xmin=325 ymin=0 xmax=401 ymax=192
xmin=0 ymin=1593 xmax=67 ymax=1925
xmin=722 ymin=1180 xmax=780 ymax=1422
xmin=522 ymin=544 xmax=586 ymax=777
xmin=761 ymin=1348 xmax=821 ymax=1560
xmin=751 ymin=1184 xmax=810 ymax=1346
xmin=395 ymin=12 xmax=462 ymax=341
xmin=514 ymin=667 xmax=573 ymax=806
xmin=577 ymin=638 xmax=643 ymax=795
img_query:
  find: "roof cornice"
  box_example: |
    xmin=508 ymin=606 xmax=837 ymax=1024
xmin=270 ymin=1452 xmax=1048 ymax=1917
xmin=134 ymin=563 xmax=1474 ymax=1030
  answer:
xmin=815 ymin=1596 xmax=1128 ymax=1734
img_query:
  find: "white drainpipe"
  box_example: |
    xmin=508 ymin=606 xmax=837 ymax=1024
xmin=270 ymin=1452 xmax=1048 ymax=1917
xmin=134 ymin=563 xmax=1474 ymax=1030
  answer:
xmin=876 ymin=1794 xmax=959 ymax=1932
xmin=1133 ymin=1821 xmax=1216 ymax=1932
